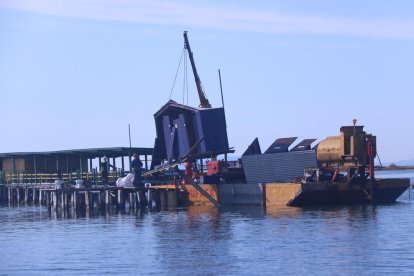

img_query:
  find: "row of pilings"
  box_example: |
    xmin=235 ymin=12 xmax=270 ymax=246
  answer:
xmin=0 ymin=183 xmax=180 ymax=216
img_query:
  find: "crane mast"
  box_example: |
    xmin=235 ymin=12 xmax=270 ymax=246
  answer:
xmin=183 ymin=31 xmax=212 ymax=108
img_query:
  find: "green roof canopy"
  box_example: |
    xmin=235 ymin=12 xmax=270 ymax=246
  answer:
xmin=0 ymin=147 xmax=153 ymax=159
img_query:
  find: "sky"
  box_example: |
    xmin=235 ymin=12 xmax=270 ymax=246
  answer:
xmin=1 ymin=0 xmax=414 ymax=164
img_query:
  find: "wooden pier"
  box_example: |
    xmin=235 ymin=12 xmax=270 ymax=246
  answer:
xmin=0 ymin=183 xmax=182 ymax=215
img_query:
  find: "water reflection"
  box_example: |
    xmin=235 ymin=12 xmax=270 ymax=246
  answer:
xmin=265 ymin=206 xmax=302 ymax=219
xmin=2 ymin=201 xmax=414 ymax=275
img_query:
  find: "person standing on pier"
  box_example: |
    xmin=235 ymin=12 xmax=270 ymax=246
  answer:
xmin=131 ymin=153 xmax=143 ymax=188
xmin=100 ymin=156 xmax=114 ymax=186
xmin=131 ymin=153 xmax=146 ymax=207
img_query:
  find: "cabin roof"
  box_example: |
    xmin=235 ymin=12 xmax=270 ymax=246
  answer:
xmin=153 ymin=100 xmax=199 ymax=118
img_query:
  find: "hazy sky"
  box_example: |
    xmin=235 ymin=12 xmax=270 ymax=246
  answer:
xmin=1 ymin=0 xmax=413 ymax=163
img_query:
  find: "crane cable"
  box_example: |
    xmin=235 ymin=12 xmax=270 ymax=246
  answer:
xmin=169 ymin=47 xmax=185 ymax=100
xmin=169 ymin=46 xmax=207 ymax=106
xmin=376 ymin=152 xmax=383 ymax=168
xmin=183 ymin=49 xmax=189 ymax=105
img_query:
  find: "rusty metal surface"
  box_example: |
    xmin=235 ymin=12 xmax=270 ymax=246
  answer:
xmin=265 ymin=183 xmax=302 ymax=206
xmin=177 ymin=168 xmax=220 ymax=206
xmin=316 ymin=136 xmax=342 ymax=162
xmin=184 ymin=184 xmax=218 ymax=206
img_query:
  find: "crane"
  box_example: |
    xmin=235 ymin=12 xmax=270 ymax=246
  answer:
xmin=183 ymin=31 xmax=212 ymax=108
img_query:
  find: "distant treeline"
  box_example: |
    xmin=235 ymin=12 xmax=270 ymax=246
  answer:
xmin=376 ymin=164 xmax=414 ymax=170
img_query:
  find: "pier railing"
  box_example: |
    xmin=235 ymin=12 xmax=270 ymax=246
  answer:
xmin=0 ymin=169 xmax=126 ymax=186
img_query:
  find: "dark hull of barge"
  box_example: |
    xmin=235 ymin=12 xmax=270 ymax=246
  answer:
xmin=183 ymin=178 xmax=410 ymax=207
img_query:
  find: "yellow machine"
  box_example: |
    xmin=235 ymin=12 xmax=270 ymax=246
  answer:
xmin=317 ymin=125 xmax=376 ymax=168
xmin=312 ymin=121 xmax=377 ymax=185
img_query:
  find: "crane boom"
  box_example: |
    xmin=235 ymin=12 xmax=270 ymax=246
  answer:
xmin=183 ymin=31 xmax=212 ymax=108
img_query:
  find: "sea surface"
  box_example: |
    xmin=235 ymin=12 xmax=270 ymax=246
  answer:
xmin=1 ymin=170 xmax=414 ymax=275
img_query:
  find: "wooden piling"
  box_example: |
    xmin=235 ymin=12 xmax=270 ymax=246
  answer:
xmin=24 ymin=188 xmax=28 ymax=204
xmin=46 ymin=191 xmax=51 ymax=209
xmin=85 ymin=191 xmax=90 ymax=210
xmin=160 ymin=190 xmax=167 ymax=208
xmin=129 ymin=191 xmax=134 ymax=209
xmin=60 ymin=191 xmax=65 ymax=211
xmin=8 ymin=187 xmax=12 ymax=205
xmin=105 ymin=190 xmax=109 ymax=208
xmin=52 ymin=191 xmax=57 ymax=210
xmin=147 ymin=189 xmax=153 ymax=208
xmin=0 ymin=184 xmax=185 ymax=215
xmin=16 ymin=188 xmax=20 ymax=204
xmin=136 ymin=190 xmax=147 ymax=209
xmin=118 ymin=189 xmax=125 ymax=212
xmin=167 ymin=190 xmax=177 ymax=208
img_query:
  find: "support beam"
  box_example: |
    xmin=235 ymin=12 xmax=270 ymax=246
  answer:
xmin=79 ymin=155 xmax=83 ymax=178
xmin=34 ymin=155 xmax=38 ymax=184
xmin=56 ymin=155 xmax=60 ymax=173
xmin=12 ymin=157 xmax=16 ymax=175
xmin=66 ymin=156 xmax=70 ymax=175
xmin=89 ymin=158 xmax=93 ymax=174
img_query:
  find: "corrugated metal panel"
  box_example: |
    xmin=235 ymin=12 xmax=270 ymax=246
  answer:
xmin=242 ymin=150 xmax=317 ymax=184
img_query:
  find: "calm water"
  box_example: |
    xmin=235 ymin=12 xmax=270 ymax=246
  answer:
xmin=1 ymin=170 xmax=414 ymax=275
